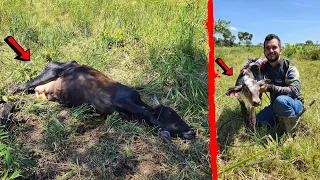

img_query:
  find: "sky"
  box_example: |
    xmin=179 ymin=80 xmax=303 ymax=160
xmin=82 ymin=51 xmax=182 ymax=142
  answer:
xmin=214 ymin=0 xmax=320 ymax=45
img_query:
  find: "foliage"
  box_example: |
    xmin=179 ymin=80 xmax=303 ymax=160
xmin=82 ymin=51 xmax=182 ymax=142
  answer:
xmin=214 ymin=19 xmax=253 ymax=47
xmin=305 ymin=40 xmax=314 ymax=46
xmin=283 ymin=44 xmax=320 ymax=60
xmin=0 ymin=126 xmax=22 ymax=180
xmin=237 ymin=31 xmax=253 ymax=46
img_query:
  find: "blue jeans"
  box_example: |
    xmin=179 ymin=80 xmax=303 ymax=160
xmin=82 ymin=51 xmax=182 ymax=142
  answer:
xmin=257 ymin=95 xmax=303 ymax=127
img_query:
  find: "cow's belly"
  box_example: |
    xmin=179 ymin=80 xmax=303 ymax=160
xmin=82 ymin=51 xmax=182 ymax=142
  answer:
xmin=35 ymin=78 xmax=63 ymax=101
xmin=44 ymin=75 xmax=117 ymax=115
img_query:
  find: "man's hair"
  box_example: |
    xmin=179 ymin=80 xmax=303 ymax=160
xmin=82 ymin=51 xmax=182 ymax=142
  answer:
xmin=264 ymin=34 xmax=281 ymax=48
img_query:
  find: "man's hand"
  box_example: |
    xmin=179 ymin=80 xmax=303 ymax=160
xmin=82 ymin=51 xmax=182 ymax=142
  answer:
xmin=260 ymin=84 xmax=268 ymax=93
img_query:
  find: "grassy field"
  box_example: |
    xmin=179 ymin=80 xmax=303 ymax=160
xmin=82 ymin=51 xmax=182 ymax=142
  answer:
xmin=0 ymin=0 xmax=210 ymax=179
xmin=215 ymin=46 xmax=320 ymax=179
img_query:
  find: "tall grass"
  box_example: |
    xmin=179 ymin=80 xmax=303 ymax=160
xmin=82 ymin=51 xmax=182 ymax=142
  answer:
xmin=0 ymin=0 xmax=209 ymax=179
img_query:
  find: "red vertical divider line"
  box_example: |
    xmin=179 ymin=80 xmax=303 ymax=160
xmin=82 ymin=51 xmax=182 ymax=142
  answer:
xmin=206 ymin=0 xmax=219 ymax=180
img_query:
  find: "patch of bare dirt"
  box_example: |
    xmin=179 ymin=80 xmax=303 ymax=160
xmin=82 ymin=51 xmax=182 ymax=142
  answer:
xmin=12 ymin=107 xmax=181 ymax=179
xmin=13 ymin=111 xmax=109 ymax=179
xmin=293 ymin=159 xmax=308 ymax=172
xmin=16 ymin=115 xmax=46 ymax=150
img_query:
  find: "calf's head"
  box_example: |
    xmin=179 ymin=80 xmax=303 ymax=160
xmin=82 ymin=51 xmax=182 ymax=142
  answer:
xmin=227 ymin=77 xmax=271 ymax=107
xmin=152 ymin=95 xmax=195 ymax=140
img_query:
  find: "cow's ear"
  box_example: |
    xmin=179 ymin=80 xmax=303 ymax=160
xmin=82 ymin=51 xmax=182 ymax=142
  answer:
xmin=153 ymin=94 xmax=161 ymax=107
xmin=264 ymin=79 xmax=271 ymax=84
xmin=226 ymin=85 xmax=242 ymax=98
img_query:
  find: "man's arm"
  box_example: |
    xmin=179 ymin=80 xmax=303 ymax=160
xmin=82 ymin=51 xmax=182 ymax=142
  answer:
xmin=266 ymin=65 xmax=302 ymax=98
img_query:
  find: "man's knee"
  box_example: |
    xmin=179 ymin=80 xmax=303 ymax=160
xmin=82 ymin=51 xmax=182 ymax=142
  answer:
xmin=272 ymin=95 xmax=295 ymax=117
xmin=257 ymin=105 xmax=275 ymax=127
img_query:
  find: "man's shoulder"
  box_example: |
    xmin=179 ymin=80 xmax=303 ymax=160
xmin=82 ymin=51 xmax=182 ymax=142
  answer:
xmin=281 ymin=58 xmax=301 ymax=81
xmin=281 ymin=57 xmax=298 ymax=68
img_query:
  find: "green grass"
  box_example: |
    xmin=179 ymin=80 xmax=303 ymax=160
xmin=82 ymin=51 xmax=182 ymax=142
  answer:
xmin=0 ymin=0 xmax=209 ymax=179
xmin=215 ymin=46 xmax=320 ymax=179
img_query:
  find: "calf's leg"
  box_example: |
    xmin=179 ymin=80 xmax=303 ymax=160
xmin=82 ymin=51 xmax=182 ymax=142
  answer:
xmin=239 ymin=101 xmax=249 ymax=126
xmin=11 ymin=61 xmax=76 ymax=94
xmin=250 ymin=107 xmax=256 ymax=132
xmin=114 ymin=99 xmax=169 ymax=132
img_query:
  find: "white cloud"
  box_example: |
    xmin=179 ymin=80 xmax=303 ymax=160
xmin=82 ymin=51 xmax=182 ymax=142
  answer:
xmin=230 ymin=27 xmax=238 ymax=31
xmin=292 ymin=2 xmax=318 ymax=8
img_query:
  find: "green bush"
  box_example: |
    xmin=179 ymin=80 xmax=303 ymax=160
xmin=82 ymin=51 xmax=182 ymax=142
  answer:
xmin=283 ymin=44 xmax=320 ymax=60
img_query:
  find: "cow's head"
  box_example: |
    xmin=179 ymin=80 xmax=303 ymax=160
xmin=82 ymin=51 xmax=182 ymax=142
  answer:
xmin=226 ymin=77 xmax=271 ymax=107
xmin=152 ymin=95 xmax=196 ymax=140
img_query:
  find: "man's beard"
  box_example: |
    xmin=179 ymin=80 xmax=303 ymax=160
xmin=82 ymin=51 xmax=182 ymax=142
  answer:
xmin=266 ymin=53 xmax=279 ymax=62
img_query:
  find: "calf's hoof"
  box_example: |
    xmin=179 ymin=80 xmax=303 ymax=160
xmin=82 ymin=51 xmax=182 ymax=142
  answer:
xmin=158 ymin=130 xmax=172 ymax=142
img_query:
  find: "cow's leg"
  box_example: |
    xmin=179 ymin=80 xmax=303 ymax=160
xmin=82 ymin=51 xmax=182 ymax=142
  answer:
xmin=259 ymin=93 xmax=263 ymax=101
xmin=239 ymin=101 xmax=249 ymax=125
xmin=250 ymin=107 xmax=256 ymax=132
xmin=137 ymin=99 xmax=153 ymax=110
xmin=114 ymin=99 xmax=169 ymax=132
xmin=11 ymin=61 xmax=74 ymax=94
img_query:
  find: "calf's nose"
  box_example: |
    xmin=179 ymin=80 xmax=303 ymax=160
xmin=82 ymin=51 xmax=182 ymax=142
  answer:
xmin=253 ymin=101 xmax=261 ymax=107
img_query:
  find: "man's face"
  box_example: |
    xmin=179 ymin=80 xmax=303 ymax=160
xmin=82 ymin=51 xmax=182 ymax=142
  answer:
xmin=264 ymin=38 xmax=282 ymax=62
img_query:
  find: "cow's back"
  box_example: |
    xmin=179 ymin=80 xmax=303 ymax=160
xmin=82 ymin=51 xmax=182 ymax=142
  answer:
xmin=236 ymin=62 xmax=263 ymax=86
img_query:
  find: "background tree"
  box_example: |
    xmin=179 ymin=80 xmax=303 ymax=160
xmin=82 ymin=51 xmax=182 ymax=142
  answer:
xmin=305 ymin=40 xmax=314 ymax=46
xmin=214 ymin=19 xmax=236 ymax=46
xmin=237 ymin=31 xmax=253 ymax=46
xmin=257 ymin=42 xmax=264 ymax=47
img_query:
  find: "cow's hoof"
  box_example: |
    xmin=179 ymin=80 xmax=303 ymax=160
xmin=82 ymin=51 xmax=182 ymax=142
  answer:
xmin=158 ymin=130 xmax=172 ymax=142
xmin=9 ymin=89 xmax=18 ymax=95
xmin=182 ymin=129 xmax=196 ymax=140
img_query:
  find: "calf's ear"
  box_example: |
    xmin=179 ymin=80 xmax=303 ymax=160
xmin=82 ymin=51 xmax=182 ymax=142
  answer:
xmin=264 ymin=79 xmax=271 ymax=84
xmin=153 ymin=94 xmax=161 ymax=106
xmin=226 ymin=85 xmax=242 ymax=98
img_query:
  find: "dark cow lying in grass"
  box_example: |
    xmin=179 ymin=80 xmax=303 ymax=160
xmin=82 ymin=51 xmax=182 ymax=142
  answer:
xmin=226 ymin=59 xmax=270 ymax=132
xmin=11 ymin=60 xmax=196 ymax=140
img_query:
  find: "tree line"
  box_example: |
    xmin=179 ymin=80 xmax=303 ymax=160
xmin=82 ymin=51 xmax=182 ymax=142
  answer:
xmin=214 ymin=19 xmax=253 ymax=47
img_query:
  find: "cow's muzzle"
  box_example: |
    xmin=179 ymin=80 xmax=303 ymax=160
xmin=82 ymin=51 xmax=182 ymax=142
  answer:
xmin=253 ymin=101 xmax=261 ymax=107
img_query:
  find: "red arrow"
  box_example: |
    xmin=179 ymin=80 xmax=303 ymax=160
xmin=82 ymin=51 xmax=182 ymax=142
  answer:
xmin=4 ymin=36 xmax=30 ymax=61
xmin=215 ymin=58 xmax=233 ymax=76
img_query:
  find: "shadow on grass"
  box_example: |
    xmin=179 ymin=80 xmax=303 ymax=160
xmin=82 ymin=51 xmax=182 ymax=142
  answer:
xmin=11 ymin=102 xmax=211 ymax=179
xmin=216 ymin=106 xmax=245 ymax=152
xmin=216 ymin=105 xmax=294 ymax=155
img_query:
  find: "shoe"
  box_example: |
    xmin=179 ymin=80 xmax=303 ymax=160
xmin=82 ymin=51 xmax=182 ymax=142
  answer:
xmin=277 ymin=115 xmax=300 ymax=134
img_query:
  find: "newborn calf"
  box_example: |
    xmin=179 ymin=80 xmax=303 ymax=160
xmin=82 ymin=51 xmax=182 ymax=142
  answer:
xmin=226 ymin=60 xmax=270 ymax=132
